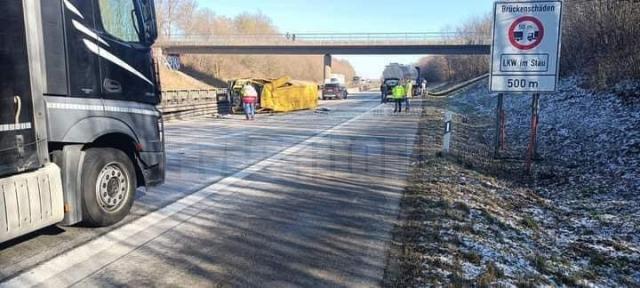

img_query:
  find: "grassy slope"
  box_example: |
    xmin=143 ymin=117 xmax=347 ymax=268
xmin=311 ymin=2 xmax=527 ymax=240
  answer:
xmin=384 ymin=86 xmax=640 ymax=287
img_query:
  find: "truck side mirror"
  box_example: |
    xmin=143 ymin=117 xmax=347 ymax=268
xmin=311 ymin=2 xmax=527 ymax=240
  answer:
xmin=137 ymin=0 xmax=158 ymax=45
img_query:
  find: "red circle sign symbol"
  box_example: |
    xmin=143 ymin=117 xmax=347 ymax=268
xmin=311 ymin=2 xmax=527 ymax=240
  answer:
xmin=508 ymin=16 xmax=544 ymax=50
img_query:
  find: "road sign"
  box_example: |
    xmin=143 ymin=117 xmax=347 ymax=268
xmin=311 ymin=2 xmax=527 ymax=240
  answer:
xmin=490 ymin=1 xmax=563 ymax=92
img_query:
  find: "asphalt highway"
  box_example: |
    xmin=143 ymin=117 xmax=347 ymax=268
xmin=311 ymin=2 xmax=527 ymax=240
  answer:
xmin=0 ymin=93 xmax=421 ymax=288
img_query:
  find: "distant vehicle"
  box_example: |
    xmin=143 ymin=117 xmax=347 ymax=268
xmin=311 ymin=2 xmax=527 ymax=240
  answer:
xmin=325 ymin=74 xmax=346 ymax=85
xmin=383 ymin=63 xmax=418 ymax=82
xmin=322 ymin=83 xmax=348 ymax=100
xmin=380 ymin=78 xmax=401 ymax=103
xmin=323 ymin=73 xmax=347 ymax=100
xmin=381 ymin=64 xmax=420 ymax=102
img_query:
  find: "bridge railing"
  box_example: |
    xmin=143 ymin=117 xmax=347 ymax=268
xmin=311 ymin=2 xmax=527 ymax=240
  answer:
xmin=158 ymin=32 xmax=492 ymax=46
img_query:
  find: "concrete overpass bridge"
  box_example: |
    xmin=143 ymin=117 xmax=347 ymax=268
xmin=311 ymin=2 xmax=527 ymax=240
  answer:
xmin=158 ymin=32 xmax=491 ymax=55
xmin=156 ymin=32 xmax=491 ymax=80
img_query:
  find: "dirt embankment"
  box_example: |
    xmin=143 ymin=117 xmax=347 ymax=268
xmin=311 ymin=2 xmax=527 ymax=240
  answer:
xmin=385 ymin=79 xmax=640 ymax=287
xmin=158 ymin=64 xmax=216 ymax=91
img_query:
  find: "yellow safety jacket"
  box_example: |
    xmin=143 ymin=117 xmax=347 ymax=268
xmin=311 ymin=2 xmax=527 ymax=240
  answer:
xmin=392 ymin=85 xmax=406 ymax=100
xmin=405 ymin=82 xmax=413 ymax=98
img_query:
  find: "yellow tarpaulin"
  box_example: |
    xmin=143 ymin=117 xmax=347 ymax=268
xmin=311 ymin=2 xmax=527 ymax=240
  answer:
xmin=261 ymin=76 xmax=318 ymax=112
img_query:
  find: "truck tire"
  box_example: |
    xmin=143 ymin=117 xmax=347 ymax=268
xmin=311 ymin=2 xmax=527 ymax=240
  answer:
xmin=81 ymin=148 xmax=136 ymax=227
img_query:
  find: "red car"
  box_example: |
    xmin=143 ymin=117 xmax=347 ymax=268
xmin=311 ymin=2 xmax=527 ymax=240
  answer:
xmin=322 ymin=83 xmax=348 ymax=100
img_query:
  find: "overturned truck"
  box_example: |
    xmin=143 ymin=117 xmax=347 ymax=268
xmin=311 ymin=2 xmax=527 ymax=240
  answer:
xmin=228 ymin=76 xmax=319 ymax=113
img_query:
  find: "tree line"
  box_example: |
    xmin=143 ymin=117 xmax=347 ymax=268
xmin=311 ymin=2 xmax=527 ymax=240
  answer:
xmin=416 ymin=14 xmax=492 ymax=84
xmin=155 ymin=0 xmax=356 ymax=84
xmin=561 ymin=0 xmax=639 ymax=88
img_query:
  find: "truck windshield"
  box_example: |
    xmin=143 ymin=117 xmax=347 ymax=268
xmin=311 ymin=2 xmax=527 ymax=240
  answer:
xmin=385 ymin=80 xmax=399 ymax=86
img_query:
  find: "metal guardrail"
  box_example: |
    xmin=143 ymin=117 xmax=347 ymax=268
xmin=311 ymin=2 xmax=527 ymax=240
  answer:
xmin=428 ymin=74 xmax=490 ymax=97
xmin=156 ymin=74 xmax=488 ymax=120
xmin=158 ymin=32 xmax=492 ymax=47
xmin=158 ymin=88 xmax=229 ymax=120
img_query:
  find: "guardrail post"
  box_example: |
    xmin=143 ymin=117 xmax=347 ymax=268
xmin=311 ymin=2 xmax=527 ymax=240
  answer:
xmin=443 ymin=111 xmax=453 ymax=154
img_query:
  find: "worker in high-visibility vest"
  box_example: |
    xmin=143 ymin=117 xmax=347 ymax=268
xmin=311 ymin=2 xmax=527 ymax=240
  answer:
xmin=404 ymin=80 xmax=413 ymax=112
xmin=392 ymin=84 xmax=406 ymax=113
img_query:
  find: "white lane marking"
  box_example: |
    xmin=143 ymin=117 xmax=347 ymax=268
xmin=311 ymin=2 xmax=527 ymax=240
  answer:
xmin=82 ymin=40 xmax=154 ymax=86
xmin=72 ymin=20 xmax=109 ymax=47
xmin=0 ymin=123 xmax=32 ymax=132
xmin=47 ymin=102 xmax=160 ymax=117
xmin=1 ymin=102 xmax=385 ymax=288
xmin=63 ymin=0 xmax=84 ymax=19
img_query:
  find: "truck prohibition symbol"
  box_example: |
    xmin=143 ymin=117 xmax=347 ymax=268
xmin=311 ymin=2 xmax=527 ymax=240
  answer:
xmin=1 ymin=0 xmax=165 ymax=243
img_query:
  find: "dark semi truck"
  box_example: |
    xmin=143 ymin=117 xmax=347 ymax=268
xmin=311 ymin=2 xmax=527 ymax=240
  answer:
xmin=1 ymin=0 xmax=164 ymax=243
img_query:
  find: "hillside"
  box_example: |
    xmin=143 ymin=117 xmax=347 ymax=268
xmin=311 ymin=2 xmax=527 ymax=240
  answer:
xmin=158 ymin=64 xmax=214 ymax=90
xmin=181 ymin=54 xmax=356 ymax=85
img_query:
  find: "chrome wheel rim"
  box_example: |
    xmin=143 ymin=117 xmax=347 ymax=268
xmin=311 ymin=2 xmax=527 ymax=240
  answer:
xmin=96 ymin=162 xmax=129 ymax=213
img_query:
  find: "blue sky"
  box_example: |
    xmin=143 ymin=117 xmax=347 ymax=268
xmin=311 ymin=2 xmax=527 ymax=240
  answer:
xmin=198 ymin=0 xmax=495 ymax=78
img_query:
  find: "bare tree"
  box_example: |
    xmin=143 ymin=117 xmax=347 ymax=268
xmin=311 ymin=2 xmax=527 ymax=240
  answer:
xmin=417 ymin=14 xmax=492 ymax=83
xmin=561 ymin=0 xmax=640 ymax=88
xmin=155 ymin=0 xmax=197 ymax=39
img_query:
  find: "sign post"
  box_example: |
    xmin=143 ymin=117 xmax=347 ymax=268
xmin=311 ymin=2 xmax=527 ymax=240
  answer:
xmin=526 ymin=93 xmax=541 ymax=173
xmin=490 ymin=0 xmax=562 ymax=173
xmin=494 ymin=93 xmax=505 ymax=158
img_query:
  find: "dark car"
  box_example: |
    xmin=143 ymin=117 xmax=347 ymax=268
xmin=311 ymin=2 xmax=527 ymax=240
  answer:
xmin=322 ymin=83 xmax=348 ymax=100
xmin=381 ymin=78 xmax=400 ymax=103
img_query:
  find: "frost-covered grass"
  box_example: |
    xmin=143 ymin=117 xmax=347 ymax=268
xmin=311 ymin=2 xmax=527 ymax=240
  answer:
xmin=385 ymin=80 xmax=640 ymax=287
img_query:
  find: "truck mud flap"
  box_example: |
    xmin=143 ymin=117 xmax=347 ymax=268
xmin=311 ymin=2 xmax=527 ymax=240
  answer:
xmin=0 ymin=164 xmax=64 ymax=243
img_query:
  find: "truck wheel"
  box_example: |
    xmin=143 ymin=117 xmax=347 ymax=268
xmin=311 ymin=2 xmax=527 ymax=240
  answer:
xmin=81 ymin=148 xmax=136 ymax=227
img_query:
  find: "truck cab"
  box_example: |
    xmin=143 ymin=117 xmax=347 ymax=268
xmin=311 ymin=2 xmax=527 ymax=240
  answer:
xmin=1 ymin=0 xmax=164 ymax=243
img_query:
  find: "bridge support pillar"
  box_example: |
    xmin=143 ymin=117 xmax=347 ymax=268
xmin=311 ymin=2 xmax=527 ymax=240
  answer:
xmin=323 ymin=54 xmax=332 ymax=82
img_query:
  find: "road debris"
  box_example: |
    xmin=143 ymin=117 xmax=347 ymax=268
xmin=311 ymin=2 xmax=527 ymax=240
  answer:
xmin=315 ymin=107 xmax=332 ymax=113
